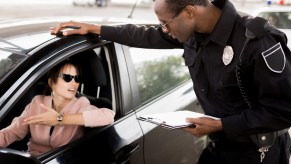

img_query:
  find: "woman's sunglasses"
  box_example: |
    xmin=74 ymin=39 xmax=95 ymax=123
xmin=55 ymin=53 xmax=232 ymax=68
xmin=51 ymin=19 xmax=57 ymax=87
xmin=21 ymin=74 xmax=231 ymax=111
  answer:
xmin=58 ymin=74 xmax=81 ymax=83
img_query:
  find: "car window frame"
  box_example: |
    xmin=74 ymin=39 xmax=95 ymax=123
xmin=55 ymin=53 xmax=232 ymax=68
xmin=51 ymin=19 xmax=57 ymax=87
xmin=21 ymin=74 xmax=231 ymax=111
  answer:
xmin=0 ymin=38 xmax=120 ymax=160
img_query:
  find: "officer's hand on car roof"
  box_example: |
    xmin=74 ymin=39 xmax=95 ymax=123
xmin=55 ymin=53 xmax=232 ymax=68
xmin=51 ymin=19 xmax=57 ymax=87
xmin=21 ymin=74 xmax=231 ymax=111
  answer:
xmin=50 ymin=21 xmax=101 ymax=36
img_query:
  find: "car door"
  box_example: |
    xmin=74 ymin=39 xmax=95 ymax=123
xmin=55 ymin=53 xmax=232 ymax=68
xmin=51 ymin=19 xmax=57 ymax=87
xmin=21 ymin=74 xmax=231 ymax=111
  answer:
xmin=122 ymin=46 xmax=208 ymax=164
xmin=0 ymin=35 xmax=145 ymax=164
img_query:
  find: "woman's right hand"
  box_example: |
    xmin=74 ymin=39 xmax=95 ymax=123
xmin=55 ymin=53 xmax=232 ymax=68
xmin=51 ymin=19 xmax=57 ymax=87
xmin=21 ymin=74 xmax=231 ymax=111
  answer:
xmin=23 ymin=103 xmax=59 ymax=126
xmin=50 ymin=21 xmax=101 ymax=36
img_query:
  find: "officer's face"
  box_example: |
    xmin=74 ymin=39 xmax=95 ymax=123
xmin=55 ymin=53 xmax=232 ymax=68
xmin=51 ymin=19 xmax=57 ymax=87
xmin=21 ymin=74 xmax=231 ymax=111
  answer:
xmin=154 ymin=0 xmax=195 ymax=43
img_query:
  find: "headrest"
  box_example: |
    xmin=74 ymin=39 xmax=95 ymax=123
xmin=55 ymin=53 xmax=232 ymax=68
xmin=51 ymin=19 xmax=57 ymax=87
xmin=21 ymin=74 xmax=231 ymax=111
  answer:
xmin=80 ymin=51 xmax=107 ymax=86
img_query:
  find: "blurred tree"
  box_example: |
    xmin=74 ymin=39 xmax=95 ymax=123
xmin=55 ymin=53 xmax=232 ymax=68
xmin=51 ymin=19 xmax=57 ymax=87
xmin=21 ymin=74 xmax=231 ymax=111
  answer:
xmin=135 ymin=56 xmax=190 ymax=103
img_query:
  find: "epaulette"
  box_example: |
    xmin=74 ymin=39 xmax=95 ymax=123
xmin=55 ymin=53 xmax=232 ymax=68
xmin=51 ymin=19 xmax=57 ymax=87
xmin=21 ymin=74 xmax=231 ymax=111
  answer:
xmin=245 ymin=17 xmax=268 ymax=39
xmin=212 ymin=0 xmax=227 ymax=9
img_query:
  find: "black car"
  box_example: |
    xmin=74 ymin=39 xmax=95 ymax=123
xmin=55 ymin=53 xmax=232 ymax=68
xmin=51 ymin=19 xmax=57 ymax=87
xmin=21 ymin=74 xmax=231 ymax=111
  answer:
xmin=0 ymin=17 xmax=206 ymax=164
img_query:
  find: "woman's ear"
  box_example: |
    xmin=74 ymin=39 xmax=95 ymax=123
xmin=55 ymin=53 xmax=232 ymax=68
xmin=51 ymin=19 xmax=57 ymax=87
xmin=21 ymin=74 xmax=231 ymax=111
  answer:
xmin=48 ymin=79 xmax=52 ymax=88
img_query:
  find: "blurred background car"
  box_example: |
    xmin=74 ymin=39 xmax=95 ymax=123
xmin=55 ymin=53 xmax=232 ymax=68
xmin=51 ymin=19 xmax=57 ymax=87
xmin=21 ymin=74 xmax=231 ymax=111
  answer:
xmin=252 ymin=5 xmax=291 ymax=48
xmin=273 ymin=0 xmax=291 ymax=5
xmin=71 ymin=0 xmax=151 ymax=7
xmin=110 ymin=0 xmax=152 ymax=7
xmin=72 ymin=0 xmax=100 ymax=7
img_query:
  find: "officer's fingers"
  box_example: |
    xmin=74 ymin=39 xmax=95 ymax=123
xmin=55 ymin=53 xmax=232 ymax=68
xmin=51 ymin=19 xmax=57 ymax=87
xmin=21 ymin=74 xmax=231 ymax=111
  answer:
xmin=183 ymin=127 xmax=195 ymax=133
xmin=52 ymin=21 xmax=75 ymax=35
xmin=195 ymin=117 xmax=222 ymax=131
xmin=187 ymin=117 xmax=216 ymax=126
xmin=62 ymin=29 xmax=85 ymax=36
xmin=190 ymin=117 xmax=209 ymax=124
xmin=185 ymin=117 xmax=199 ymax=124
xmin=51 ymin=23 xmax=65 ymax=35
xmin=49 ymin=27 xmax=56 ymax=34
xmin=183 ymin=127 xmax=200 ymax=136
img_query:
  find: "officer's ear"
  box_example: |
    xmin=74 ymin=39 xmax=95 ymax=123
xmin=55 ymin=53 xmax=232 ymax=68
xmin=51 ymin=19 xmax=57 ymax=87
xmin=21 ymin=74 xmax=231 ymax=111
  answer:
xmin=184 ymin=5 xmax=195 ymax=18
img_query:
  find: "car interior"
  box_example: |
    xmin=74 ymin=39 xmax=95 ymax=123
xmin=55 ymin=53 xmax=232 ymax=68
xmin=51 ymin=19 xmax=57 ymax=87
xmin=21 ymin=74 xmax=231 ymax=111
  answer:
xmin=2 ymin=46 xmax=114 ymax=154
xmin=76 ymin=48 xmax=112 ymax=109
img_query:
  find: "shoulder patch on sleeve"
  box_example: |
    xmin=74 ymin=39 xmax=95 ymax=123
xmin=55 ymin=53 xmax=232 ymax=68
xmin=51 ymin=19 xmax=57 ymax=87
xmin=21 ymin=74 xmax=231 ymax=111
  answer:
xmin=261 ymin=42 xmax=286 ymax=73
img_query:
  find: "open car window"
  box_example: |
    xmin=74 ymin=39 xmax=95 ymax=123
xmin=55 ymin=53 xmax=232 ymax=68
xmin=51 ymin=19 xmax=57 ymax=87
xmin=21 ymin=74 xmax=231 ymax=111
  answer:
xmin=0 ymin=45 xmax=113 ymax=157
xmin=129 ymin=47 xmax=190 ymax=104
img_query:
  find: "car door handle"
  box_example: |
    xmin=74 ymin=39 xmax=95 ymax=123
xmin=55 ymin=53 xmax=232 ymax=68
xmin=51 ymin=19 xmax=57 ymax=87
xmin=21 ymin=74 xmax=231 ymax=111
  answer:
xmin=112 ymin=144 xmax=139 ymax=164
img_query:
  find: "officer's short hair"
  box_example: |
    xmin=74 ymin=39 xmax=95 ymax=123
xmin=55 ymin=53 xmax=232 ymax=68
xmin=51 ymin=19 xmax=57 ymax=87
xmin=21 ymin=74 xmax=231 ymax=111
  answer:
xmin=153 ymin=0 xmax=208 ymax=14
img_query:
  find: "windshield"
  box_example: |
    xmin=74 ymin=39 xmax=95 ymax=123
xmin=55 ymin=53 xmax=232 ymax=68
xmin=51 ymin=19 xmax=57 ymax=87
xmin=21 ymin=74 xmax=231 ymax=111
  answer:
xmin=0 ymin=33 xmax=54 ymax=80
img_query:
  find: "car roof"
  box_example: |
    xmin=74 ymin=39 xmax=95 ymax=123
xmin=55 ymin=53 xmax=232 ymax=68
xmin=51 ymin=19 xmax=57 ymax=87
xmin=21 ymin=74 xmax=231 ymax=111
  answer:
xmin=0 ymin=16 xmax=158 ymax=57
xmin=0 ymin=16 xmax=157 ymax=39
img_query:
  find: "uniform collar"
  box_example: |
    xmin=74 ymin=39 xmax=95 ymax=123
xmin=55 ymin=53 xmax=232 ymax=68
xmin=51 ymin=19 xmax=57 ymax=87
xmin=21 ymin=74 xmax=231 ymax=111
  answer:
xmin=183 ymin=0 xmax=239 ymax=53
xmin=208 ymin=0 xmax=238 ymax=47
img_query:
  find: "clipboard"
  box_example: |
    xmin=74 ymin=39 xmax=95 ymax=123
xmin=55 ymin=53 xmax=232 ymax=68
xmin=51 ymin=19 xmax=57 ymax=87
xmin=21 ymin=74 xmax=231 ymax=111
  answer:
xmin=137 ymin=110 xmax=220 ymax=130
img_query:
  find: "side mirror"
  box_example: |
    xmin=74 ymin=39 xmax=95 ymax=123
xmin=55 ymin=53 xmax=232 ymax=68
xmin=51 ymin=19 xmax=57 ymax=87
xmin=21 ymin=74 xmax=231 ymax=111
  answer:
xmin=0 ymin=147 xmax=41 ymax=164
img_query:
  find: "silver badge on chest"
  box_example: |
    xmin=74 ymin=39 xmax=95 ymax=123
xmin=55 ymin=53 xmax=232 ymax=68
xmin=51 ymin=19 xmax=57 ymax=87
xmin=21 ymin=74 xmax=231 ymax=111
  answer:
xmin=222 ymin=45 xmax=234 ymax=65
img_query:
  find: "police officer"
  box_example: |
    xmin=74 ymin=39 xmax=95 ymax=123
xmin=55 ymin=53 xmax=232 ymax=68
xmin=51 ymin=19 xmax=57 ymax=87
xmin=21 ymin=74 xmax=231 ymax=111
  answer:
xmin=51 ymin=0 xmax=291 ymax=163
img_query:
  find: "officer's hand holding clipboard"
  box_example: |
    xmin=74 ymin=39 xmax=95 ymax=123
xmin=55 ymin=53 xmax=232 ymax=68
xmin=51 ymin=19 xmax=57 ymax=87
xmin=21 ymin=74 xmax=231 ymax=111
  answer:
xmin=183 ymin=116 xmax=223 ymax=137
xmin=137 ymin=110 xmax=220 ymax=130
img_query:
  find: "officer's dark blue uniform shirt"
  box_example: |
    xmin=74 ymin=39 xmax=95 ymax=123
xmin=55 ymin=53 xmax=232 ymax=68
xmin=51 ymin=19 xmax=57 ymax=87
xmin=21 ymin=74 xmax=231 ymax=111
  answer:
xmin=100 ymin=0 xmax=291 ymax=141
xmin=187 ymin=1 xmax=291 ymax=140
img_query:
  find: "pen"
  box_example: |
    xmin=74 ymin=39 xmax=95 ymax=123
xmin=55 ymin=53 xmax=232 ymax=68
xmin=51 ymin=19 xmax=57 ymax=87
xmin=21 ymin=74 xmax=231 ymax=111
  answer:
xmin=188 ymin=124 xmax=196 ymax=128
